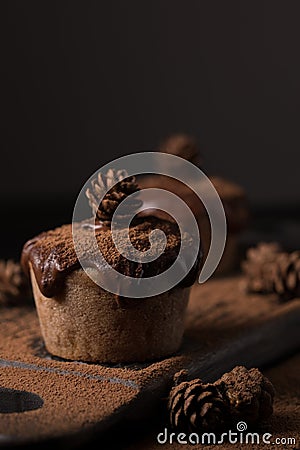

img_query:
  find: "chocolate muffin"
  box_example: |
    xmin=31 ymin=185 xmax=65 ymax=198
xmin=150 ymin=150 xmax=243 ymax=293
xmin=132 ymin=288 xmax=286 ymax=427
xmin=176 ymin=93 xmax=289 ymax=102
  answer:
xmin=21 ymin=170 xmax=201 ymax=363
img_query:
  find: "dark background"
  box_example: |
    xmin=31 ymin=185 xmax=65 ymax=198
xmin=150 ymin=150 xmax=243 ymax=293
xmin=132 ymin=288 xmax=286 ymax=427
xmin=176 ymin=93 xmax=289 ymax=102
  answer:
xmin=1 ymin=0 xmax=300 ymax=258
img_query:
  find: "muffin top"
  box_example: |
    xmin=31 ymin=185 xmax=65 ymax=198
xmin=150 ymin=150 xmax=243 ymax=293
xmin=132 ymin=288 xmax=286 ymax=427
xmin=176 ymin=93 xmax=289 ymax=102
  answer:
xmin=21 ymin=216 xmax=201 ymax=298
xmin=22 ymin=169 xmax=202 ymax=298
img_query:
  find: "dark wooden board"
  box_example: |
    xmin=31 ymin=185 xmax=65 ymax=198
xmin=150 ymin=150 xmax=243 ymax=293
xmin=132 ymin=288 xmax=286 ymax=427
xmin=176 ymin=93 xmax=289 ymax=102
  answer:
xmin=0 ymin=275 xmax=300 ymax=445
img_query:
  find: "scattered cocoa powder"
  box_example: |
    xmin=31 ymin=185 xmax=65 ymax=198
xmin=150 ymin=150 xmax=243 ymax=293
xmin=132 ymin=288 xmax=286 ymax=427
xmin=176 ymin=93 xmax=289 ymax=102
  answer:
xmin=0 ymin=275 xmax=299 ymax=445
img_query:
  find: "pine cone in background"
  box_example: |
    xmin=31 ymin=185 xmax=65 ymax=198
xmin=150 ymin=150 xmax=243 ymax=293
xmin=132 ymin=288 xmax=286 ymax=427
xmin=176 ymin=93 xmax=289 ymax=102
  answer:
xmin=242 ymin=242 xmax=282 ymax=293
xmin=242 ymin=242 xmax=300 ymax=301
xmin=85 ymin=169 xmax=142 ymax=225
xmin=270 ymin=251 xmax=300 ymax=300
xmin=0 ymin=260 xmax=31 ymax=306
xmin=168 ymin=378 xmax=228 ymax=432
xmin=158 ymin=133 xmax=203 ymax=166
xmin=219 ymin=366 xmax=275 ymax=423
xmin=168 ymin=366 xmax=275 ymax=432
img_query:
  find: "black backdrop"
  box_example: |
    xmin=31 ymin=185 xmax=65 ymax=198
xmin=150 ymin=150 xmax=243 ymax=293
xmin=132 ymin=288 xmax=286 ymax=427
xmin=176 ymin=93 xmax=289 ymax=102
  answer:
xmin=1 ymin=0 xmax=300 ymax=258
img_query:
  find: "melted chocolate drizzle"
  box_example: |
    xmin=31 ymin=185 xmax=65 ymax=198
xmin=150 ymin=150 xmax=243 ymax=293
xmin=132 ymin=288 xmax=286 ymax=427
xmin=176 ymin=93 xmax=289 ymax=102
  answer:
xmin=21 ymin=218 xmax=202 ymax=298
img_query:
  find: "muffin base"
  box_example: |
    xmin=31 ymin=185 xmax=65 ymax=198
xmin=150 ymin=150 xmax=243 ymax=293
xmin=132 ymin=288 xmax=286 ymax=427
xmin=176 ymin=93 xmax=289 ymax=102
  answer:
xmin=30 ymin=266 xmax=190 ymax=363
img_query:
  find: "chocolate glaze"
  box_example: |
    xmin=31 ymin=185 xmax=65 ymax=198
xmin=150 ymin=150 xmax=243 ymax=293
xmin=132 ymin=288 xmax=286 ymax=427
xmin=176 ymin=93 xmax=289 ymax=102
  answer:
xmin=21 ymin=217 xmax=202 ymax=298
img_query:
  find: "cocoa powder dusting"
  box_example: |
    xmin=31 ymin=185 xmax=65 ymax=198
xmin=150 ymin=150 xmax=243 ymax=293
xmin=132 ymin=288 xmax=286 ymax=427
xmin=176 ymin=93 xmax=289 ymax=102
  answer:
xmin=0 ymin=306 xmax=183 ymax=441
xmin=21 ymin=217 xmax=201 ymax=298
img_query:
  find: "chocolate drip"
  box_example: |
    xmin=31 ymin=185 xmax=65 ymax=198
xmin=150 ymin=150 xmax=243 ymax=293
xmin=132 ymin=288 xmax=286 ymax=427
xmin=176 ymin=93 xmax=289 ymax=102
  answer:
xmin=21 ymin=232 xmax=80 ymax=297
xmin=21 ymin=218 xmax=201 ymax=298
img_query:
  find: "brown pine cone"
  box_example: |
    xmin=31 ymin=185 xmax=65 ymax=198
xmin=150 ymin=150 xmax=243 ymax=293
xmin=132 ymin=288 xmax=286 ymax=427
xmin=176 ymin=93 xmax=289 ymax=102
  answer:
xmin=168 ymin=378 xmax=228 ymax=432
xmin=85 ymin=169 xmax=142 ymax=225
xmin=173 ymin=369 xmax=188 ymax=386
xmin=219 ymin=366 xmax=275 ymax=423
xmin=242 ymin=242 xmax=300 ymax=301
xmin=269 ymin=251 xmax=300 ymax=301
xmin=158 ymin=133 xmax=202 ymax=166
xmin=0 ymin=259 xmax=31 ymax=306
xmin=242 ymin=242 xmax=282 ymax=294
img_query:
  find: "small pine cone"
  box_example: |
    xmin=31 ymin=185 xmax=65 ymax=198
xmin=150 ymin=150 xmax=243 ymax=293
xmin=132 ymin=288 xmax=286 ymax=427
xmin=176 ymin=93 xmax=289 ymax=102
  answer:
xmin=85 ymin=169 xmax=142 ymax=225
xmin=269 ymin=251 xmax=300 ymax=301
xmin=168 ymin=378 xmax=228 ymax=432
xmin=158 ymin=134 xmax=202 ymax=166
xmin=242 ymin=242 xmax=282 ymax=294
xmin=242 ymin=242 xmax=300 ymax=301
xmin=0 ymin=260 xmax=31 ymax=306
xmin=219 ymin=366 xmax=275 ymax=423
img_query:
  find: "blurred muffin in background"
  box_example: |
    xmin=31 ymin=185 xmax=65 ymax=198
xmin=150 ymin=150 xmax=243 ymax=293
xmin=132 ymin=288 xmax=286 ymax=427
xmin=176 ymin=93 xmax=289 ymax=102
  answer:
xmin=138 ymin=133 xmax=249 ymax=275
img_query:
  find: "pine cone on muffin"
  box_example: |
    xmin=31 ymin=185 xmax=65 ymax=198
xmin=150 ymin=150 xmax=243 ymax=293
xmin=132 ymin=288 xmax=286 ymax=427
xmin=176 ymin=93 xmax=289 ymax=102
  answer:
xmin=168 ymin=378 xmax=228 ymax=432
xmin=0 ymin=259 xmax=31 ymax=306
xmin=219 ymin=366 xmax=275 ymax=423
xmin=85 ymin=169 xmax=142 ymax=225
xmin=242 ymin=242 xmax=300 ymax=301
